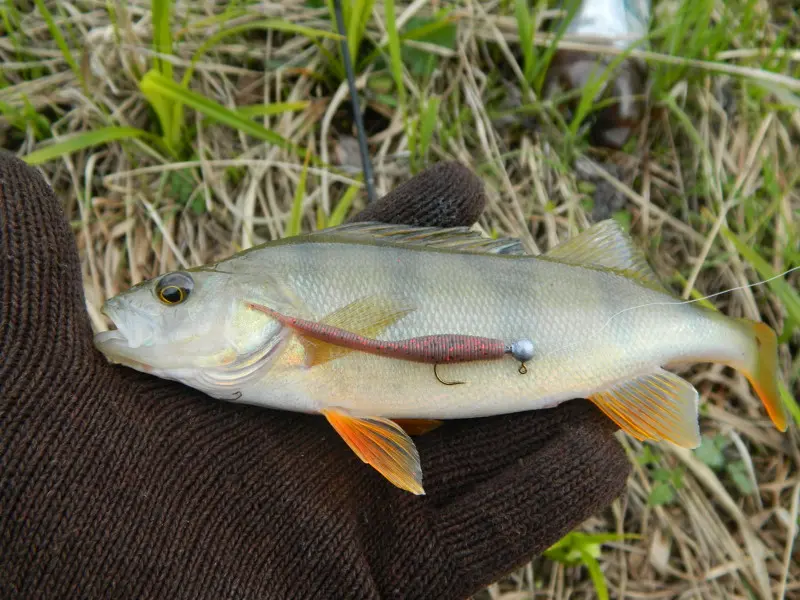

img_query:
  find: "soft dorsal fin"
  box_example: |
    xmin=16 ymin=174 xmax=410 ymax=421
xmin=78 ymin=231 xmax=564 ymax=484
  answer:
xmin=545 ymin=220 xmax=664 ymax=289
xmin=312 ymin=222 xmax=525 ymax=255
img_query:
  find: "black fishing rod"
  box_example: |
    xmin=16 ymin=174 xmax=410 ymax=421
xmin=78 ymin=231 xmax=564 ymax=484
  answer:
xmin=333 ymin=0 xmax=377 ymax=204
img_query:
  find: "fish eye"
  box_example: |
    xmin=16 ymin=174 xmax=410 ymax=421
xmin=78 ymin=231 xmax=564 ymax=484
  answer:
xmin=155 ymin=272 xmax=194 ymax=306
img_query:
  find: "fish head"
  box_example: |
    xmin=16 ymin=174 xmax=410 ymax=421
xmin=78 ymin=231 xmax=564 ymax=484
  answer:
xmin=93 ymin=268 xmax=286 ymax=393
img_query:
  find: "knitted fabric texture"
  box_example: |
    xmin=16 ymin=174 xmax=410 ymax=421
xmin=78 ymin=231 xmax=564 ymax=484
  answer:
xmin=0 ymin=152 xmax=630 ymax=600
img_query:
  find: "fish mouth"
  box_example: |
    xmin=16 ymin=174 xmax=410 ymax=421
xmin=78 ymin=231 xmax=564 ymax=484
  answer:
xmin=95 ymin=304 xmax=128 ymax=345
xmin=93 ymin=302 xmax=154 ymax=372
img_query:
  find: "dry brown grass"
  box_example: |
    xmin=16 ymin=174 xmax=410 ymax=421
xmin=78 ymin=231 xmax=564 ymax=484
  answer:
xmin=2 ymin=1 xmax=798 ymax=598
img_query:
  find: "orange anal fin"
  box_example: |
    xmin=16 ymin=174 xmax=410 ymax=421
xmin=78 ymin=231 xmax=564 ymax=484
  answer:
xmin=588 ymin=369 xmax=701 ymax=448
xmin=322 ymin=409 xmax=424 ymax=495
xmin=393 ymin=418 xmax=443 ymax=436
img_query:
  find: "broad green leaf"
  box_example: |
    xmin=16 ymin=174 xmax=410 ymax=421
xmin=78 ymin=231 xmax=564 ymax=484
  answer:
xmin=694 ymin=436 xmax=725 ymax=469
xmin=726 ymin=461 xmax=756 ymax=495
xmin=23 ymin=127 xmax=154 ymax=165
xmin=167 ymin=169 xmax=196 ymax=206
xmin=651 ymin=467 xmax=673 ymax=483
xmin=401 ymin=15 xmax=456 ymax=77
xmin=648 ymin=481 xmax=675 ymax=506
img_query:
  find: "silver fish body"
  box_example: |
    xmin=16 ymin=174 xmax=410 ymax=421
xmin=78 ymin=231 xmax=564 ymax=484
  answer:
xmin=95 ymin=221 xmax=788 ymax=494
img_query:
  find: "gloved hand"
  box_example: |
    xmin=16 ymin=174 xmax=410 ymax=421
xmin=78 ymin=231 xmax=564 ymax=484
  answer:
xmin=0 ymin=152 xmax=630 ymax=600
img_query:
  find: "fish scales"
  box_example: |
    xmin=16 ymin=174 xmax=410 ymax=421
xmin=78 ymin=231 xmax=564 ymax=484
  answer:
xmin=220 ymin=241 xmax=701 ymax=416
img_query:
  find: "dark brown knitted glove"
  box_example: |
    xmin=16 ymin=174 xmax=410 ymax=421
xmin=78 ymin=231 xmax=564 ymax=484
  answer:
xmin=0 ymin=153 xmax=630 ymax=600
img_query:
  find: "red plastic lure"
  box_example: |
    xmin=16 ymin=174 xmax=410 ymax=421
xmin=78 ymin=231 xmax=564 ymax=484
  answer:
xmin=246 ymin=302 xmax=508 ymax=364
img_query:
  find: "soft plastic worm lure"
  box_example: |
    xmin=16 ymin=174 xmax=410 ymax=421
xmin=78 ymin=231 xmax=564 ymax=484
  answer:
xmin=246 ymin=302 xmax=534 ymax=367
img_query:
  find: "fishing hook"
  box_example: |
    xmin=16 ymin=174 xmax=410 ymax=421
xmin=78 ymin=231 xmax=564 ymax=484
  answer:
xmin=434 ymin=363 xmax=464 ymax=386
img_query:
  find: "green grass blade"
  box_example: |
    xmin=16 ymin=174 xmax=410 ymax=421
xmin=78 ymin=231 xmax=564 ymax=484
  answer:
xmin=152 ymin=0 xmax=174 ymax=78
xmin=568 ymin=36 xmax=646 ymax=138
xmin=175 ymin=7 xmax=249 ymax=40
xmin=778 ymin=381 xmax=800 ymax=427
xmin=23 ymin=126 xmax=154 ymax=165
xmin=348 ymin=0 xmax=375 ymax=68
xmin=531 ymin=0 xmax=581 ymax=92
xmin=721 ymin=227 xmax=800 ymax=328
xmin=672 ymin=271 xmax=718 ymax=311
xmin=181 ymin=19 xmax=341 ymax=86
xmin=515 ymin=0 xmax=535 ymax=87
xmin=140 ymin=68 xmax=181 ymax=155
xmin=326 ymin=182 xmax=362 ymax=227
xmin=140 ymin=71 xmax=302 ymax=154
xmin=237 ymin=102 xmax=310 ymax=118
xmin=286 ymin=150 xmax=312 ymax=237
xmin=661 ymin=94 xmax=714 ymax=189
xmin=418 ymin=96 xmax=440 ymax=162
xmin=384 ymin=0 xmax=407 ymax=111
xmin=578 ymin=549 xmax=609 ymax=600
xmin=33 ymin=0 xmax=80 ymax=84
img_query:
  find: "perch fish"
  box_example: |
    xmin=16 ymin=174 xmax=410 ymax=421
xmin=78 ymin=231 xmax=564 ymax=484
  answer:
xmin=94 ymin=220 xmax=789 ymax=494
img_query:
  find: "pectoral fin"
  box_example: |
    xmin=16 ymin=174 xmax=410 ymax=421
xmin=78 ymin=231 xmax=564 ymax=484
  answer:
xmin=302 ymin=296 xmax=414 ymax=367
xmin=588 ymin=369 xmax=701 ymax=448
xmin=322 ymin=409 xmax=424 ymax=495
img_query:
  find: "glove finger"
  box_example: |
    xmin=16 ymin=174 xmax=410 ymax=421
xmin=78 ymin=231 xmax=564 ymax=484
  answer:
xmin=430 ymin=407 xmax=629 ymax=598
xmin=0 ymin=151 xmax=96 ymax=389
xmin=416 ymin=400 xmax=625 ymax=504
xmin=348 ymin=161 xmax=485 ymax=228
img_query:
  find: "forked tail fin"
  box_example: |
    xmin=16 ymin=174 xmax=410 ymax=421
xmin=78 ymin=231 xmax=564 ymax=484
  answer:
xmin=738 ymin=319 xmax=788 ymax=432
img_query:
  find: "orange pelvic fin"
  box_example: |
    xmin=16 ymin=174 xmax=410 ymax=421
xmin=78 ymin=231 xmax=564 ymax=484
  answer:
xmin=393 ymin=418 xmax=443 ymax=436
xmin=588 ymin=369 xmax=701 ymax=448
xmin=322 ymin=408 xmax=424 ymax=495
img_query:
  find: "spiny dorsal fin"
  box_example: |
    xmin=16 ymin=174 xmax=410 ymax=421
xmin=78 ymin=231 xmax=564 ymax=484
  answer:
xmin=312 ymin=222 xmax=525 ymax=255
xmin=545 ymin=220 xmax=664 ymax=289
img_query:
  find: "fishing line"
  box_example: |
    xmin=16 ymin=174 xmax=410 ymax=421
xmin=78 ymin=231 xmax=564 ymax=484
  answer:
xmin=546 ymin=265 xmax=800 ymax=357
